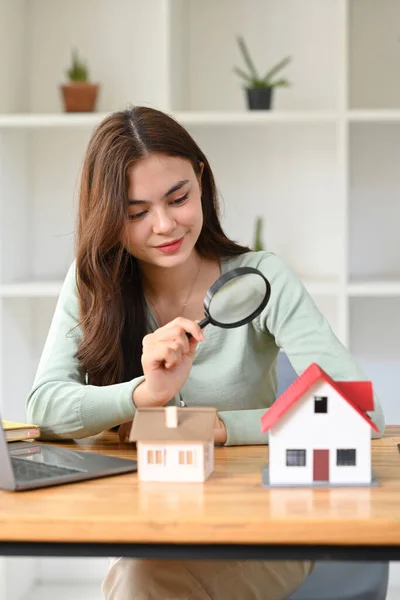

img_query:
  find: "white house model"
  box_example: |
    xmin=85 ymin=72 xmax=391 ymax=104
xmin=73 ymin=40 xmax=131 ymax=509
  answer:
xmin=261 ymin=362 xmax=378 ymax=487
xmin=129 ymin=406 xmax=217 ymax=482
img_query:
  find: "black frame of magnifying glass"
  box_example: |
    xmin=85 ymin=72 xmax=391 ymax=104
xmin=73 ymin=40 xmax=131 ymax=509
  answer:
xmin=198 ymin=267 xmax=271 ymax=329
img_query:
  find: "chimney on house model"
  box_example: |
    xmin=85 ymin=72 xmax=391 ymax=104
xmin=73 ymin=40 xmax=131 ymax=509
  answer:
xmin=165 ymin=406 xmax=178 ymax=428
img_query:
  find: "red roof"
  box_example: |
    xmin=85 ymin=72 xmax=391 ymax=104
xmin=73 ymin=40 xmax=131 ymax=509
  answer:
xmin=261 ymin=362 xmax=378 ymax=433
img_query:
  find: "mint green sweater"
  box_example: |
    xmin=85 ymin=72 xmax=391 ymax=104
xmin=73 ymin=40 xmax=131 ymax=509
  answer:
xmin=26 ymin=251 xmax=385 ymax=444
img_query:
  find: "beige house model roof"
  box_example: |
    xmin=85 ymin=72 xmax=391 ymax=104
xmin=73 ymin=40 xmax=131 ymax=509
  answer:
xmin=129 ymin=406 xmax=217 ymax=443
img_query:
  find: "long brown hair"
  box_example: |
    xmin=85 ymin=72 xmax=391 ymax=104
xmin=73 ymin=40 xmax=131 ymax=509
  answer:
xmin=75 ymin=106 xmax=250 ymax=386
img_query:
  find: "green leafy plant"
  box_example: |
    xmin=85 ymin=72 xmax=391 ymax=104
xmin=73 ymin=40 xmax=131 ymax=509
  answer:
xmin=66 ymin=48 xmax=89 ymax=82
xmin=234 ymin=36 xmax=292 ymax=89
xmin=253 ymin=216 xmax=265 ymax=251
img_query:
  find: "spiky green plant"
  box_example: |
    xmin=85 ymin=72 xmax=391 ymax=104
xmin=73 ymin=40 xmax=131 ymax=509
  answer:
xmin=253 ymin=216 xmax=265 ymax=251
xmin=66 ymin=49 xmax=89 ymax=82
xmin=234 ymin=36 xmax=291 ymax=89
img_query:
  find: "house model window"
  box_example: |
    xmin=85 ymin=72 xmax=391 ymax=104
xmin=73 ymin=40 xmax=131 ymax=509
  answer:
xmin=179 ymin=450 xmax=195 ymax=466
xmin=336 ymin=449 xmax=356 ymax=466
xmin=147 ymin=450 xmax=165 ymax=465
xmin=286 ymin=449 xmax=306 ymax=466
xmin=314 ymin=395 xmax=328 ymax=413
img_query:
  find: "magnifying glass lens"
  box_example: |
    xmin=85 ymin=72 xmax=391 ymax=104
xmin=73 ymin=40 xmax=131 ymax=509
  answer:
xmin=208 ymin=272 xmax=269 ymax=326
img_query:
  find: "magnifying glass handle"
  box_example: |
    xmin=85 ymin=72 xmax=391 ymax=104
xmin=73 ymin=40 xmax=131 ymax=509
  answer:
xmin=198 ymin=317 xmax=209 ymax=329
xmin=186 ymin=316 xmax=210 ymax=339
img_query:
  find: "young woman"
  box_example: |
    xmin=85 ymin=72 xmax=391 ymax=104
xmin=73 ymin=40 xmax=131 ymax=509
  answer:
xmin=27 ymin=106 xmax=385 ymax=600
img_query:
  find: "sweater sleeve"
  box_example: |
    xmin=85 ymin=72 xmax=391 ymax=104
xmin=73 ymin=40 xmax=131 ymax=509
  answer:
xmin=258 ymin=253 xmax=384 ymax=438
xmin=218 ymin=409 xmax=268 ymax=446
xmin=26 ymin=263 xmax=144 ymax=440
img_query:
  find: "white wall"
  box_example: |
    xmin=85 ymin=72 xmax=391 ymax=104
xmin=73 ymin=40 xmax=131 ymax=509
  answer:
xmin=27 ymin=0 xmax=169 ymax=113
xmin=349 ymin=0 xmax=400 ymax=109
xmin=189 ymin=123 xmax=341 ymax=281
xmin=0 ymin=0 xmax=27 ymax=113
xmin=177 ymin=0 xmax=339 ymax=111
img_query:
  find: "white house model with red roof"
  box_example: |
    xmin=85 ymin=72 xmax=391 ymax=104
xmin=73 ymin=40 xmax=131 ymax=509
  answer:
xmin=261 ymin=363 xmax=378 ymax=487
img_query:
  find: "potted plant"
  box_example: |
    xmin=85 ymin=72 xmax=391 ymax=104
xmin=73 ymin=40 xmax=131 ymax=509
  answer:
xmin=253 ymin=216 xmax=265 ymax=251
xmin=234 ymin=36 xmax=292 ymax=110
xmin=60 ymin=49 xmax=99 ymax=112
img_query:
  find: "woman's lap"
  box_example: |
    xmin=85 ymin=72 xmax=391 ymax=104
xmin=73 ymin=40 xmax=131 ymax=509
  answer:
xmin=101 ymin=557 xmax=314 ymax=600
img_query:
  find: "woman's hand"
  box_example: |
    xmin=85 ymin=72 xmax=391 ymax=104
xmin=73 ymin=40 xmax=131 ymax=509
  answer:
xmin=134 ymin=317 xmax=204 ymax=408
xmin=213 ymin=415 xmax=227 ymax=444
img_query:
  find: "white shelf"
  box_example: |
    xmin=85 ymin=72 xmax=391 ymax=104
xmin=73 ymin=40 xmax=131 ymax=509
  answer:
xmin=2 ymin=110 xmax=400 ymax=129
xmin=0 ymin=282 xmax=62 ymax=298
xmin=0 ymin=113 xmax=108 ymax=128
xmin=348 ymin=110 xmax=400 ymax=122
xmin=0 ymin=280 xmax=344 ymax=299
xmin=21 ymin=583 xmax=102 ymax=600
xmin=0 ymin=111 xmax=338 ymax=129
xmin=176 ymin=111 xmax=338 ymax=125
xmin=180 ymin=111 xmax=339 ymax=124
xmin=347 ymin=281 xmax=400 ymax=297
xmin=302 ymin=280 xmax=341 ymax=296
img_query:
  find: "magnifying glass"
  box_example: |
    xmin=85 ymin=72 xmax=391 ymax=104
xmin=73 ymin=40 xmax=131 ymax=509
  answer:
xmin=180 ymin=267 xmax=271 ymax=407
xmin=197 ymin=266 xmax=271 ymax=330
xmin=185 ymin=266 xmax=271 ymax=334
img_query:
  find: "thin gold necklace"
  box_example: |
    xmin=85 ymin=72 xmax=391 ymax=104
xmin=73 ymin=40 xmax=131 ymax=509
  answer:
xmin=148 ymin=256 xmax=202 ymax=327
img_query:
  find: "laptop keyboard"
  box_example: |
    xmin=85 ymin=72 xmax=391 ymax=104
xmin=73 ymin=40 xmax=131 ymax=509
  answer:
xmin=11 ymin=457 xmax=85 ymax=482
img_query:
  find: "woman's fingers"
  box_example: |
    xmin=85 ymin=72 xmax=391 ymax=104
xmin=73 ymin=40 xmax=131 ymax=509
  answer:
xmin=142 ymin=317 xmax=204 ymax=369
xmin=156 ymin=317 xmax=204 ymax=343
xmin=143 ymin=341 xmax=183 ymax=370
xmin=167 ymin=330 xmax=190 ymax=355
xmin=164 ymin=343 xmax=183 ymax=369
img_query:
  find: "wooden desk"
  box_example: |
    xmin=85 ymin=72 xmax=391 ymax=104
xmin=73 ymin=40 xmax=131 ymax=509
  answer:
xmin=1 ymin=427 xmax=400 ymax=561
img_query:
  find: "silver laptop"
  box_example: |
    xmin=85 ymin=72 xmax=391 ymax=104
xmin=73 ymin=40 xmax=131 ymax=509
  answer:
xmin=0 ymin=417 xmax=137 ymax=491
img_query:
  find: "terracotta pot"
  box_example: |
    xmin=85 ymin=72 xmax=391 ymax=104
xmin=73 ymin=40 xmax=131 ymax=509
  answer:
xmin=60 ymin=82 xmax=99 ymax=112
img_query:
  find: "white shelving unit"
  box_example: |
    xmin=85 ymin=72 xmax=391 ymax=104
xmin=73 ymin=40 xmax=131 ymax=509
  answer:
xmin=1 ymin=0 xmax=400 ymax=597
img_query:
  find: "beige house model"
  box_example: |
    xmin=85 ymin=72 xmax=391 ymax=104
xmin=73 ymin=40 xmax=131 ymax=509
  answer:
xmin=129 ymin=406 xmax=217 ymax=482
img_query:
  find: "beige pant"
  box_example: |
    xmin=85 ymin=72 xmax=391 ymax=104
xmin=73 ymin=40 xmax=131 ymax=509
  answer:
xmin=101 ymin=557 xmax=314 ymax=600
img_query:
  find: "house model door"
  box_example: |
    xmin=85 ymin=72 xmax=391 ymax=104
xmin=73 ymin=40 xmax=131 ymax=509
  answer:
xmin=313 ymin=449 xmax=329 ymax=482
